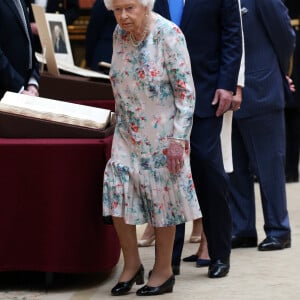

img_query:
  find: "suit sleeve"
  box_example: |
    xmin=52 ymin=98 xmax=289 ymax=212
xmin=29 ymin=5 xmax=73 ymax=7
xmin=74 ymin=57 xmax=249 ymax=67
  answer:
xmin=28 ymin=1 xmax=40 ymax=85
xmin=0 ymin=48 xmax=27 ymax=92
xmin=0 ymin=46 xmax=40 ymax=93
xmin=29 ymin=59 xmax=40 ymax=86
xmin=237 ymin=0 xmax=245 ymax=87
xmin=218 ymin=0 xmax=243 ymax=92
xmin=256 ymin=0 xmax=295 ymax=74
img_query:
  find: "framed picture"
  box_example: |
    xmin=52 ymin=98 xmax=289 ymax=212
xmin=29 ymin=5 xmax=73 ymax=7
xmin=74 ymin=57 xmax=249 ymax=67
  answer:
xmin=32 ymin=4 xmax=109 ymax=79
xmin=45 ymin=13 xmax=74 ymax=65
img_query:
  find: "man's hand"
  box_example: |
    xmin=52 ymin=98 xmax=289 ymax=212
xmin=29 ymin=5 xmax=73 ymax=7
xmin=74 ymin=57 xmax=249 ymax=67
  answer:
xmin=22 ymin=85 xmax=39 ymax=97
xmin=286 ymin=75 xmax=296 ymax=93
xmin=231 ymin=86 xmax=242 ymax=111
xmin=212 ymin=89 xmax=233 ymax=117
xmin=30 ymin=22 xmax=38 ymax=35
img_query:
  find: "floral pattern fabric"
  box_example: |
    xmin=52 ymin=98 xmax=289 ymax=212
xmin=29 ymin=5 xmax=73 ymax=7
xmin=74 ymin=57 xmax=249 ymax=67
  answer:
xmin=103 ymin=14 xmax=201 ymax=227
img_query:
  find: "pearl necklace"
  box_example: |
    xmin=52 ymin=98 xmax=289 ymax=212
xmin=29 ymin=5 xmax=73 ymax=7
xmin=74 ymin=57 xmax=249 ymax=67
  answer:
xmin=130 ymin=31 xmax=147 ymax=47
xmin=130 ymin=15 xmax=151 ymax=47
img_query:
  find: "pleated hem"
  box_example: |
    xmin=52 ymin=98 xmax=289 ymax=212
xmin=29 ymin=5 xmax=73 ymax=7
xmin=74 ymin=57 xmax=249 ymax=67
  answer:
xmin=103 ymin=160 xmax=201 ymax=227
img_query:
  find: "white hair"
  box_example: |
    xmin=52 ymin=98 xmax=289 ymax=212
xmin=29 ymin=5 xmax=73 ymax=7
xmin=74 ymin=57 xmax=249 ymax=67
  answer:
xmin=104 ymin=0 xmax=155 ymax=11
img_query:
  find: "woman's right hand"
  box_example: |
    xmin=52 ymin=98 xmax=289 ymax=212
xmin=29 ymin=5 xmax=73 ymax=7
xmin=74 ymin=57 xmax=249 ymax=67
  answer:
xmin=166 ymin=140 xmax=185 ymax=174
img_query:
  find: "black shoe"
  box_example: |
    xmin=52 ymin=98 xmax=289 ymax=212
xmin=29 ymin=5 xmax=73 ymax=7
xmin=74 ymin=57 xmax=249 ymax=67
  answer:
xmin=286 ymin=174 xmax=299 ymax=183
xmin=258 ymin=236 xmax=291 ymax=251
xmin=196 ymin=258 xmax=211 ymax=268
xmin=111 ymin=265 xmax=144 ymax=296
xmin=208 ymin=259 xmax=230 ymax=278
xmin=136 ymin=275 xmax=175 ymax=296
xmin=231 ymin=236 xmax=257 ymax=249
xmin=148 ymin=265 xmax=180 ymax=278
xmin=182 ymin=254 xmax=198 ymax=262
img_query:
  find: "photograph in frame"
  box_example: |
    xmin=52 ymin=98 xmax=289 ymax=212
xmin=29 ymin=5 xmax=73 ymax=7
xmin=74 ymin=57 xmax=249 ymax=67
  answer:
xmin=45 ymin=13 xmax=74 ymax=65
xmin=32 ymin=4 xmax=110 ymax=79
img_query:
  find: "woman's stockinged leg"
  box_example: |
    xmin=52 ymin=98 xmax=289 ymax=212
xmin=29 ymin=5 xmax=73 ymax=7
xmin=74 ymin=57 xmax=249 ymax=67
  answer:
xmin=112 ymin=217 xmax=143 ymax=282
xmin=148 ymin=225 xmax=175 ymax=286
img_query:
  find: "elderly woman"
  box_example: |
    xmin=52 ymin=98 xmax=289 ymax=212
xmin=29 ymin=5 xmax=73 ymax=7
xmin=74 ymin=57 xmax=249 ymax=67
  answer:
xmin=103 ymin=0 xmax=202 ymax=296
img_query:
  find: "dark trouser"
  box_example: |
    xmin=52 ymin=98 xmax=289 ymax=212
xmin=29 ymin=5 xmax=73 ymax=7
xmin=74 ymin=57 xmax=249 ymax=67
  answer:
xmin=229 ymin=111 xmax=291 ymax=239
xmin=172 ymin=116 xmax=232 ymax=264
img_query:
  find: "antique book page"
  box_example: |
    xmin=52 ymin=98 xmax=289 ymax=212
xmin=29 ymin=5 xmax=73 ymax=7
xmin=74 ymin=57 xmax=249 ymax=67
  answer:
xmin=0 ymin=92 xmax=111 ymax=130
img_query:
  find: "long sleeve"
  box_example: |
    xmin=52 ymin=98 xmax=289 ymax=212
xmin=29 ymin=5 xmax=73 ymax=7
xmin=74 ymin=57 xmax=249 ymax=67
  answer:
xmin=217 ymin=0 xmax=243 ymax=92
xmin=257 ymin=0 xmax=295 ymax=74
xmin=237 ymin=0 xmax=245 ymax=87
xmin=163 ymin=26 xmax=195 ymax=140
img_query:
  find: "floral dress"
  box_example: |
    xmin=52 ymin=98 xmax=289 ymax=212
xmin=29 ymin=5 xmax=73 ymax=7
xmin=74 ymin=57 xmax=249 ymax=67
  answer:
xmin=103 ymin=14 xmax=201 ymax=227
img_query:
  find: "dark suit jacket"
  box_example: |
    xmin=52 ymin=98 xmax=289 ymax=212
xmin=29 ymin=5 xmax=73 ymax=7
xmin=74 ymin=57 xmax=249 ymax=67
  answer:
xmin=154 ymin=0 xmax=242 ymax=117
xmin=30 ymin=0 xmax=79 ymax=25
xmin=0 ymin=0 xmax=40 ymax=98
xmin=234 ymin=0 xmax=295 ymax=118
xmin=85 ymin=0 xmax=116 ymax=71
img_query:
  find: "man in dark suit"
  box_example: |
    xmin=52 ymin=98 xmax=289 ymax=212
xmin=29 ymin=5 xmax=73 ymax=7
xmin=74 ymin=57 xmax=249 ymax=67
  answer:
xmin=284 ymin=0 xmax=300 ymax=183
xmin=154 ymin=0 xmax=242 ymax=278
xmin=85 ymin=0 xmax=116 ymax=71
xmin=0 ymin=0 xmax=40 ymax=98
xmin=229 ymin=0 xmax=294 ymax=251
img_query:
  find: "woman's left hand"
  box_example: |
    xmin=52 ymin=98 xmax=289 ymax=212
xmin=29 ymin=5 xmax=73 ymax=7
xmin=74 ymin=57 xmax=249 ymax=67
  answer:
xmin=167 ymin=140 xmax=185 ymax=174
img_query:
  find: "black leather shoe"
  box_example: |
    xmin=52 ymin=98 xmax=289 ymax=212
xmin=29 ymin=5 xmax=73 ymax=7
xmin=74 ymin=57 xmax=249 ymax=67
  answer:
xmin=286 ymin=174 xmax=299 ymax=183
xmin=258 ymin=236 xmax=291 ymax=251
xmin=148 ymin=265 xmax=180 ymax=278
xmin=136 ymin=275 xmax=175 ymax=296
xmin=231 ymin=235 xmax=257 ymax=248
xmin=208 ymin=259 xmax=230 ymax=278
xmin=111 ymin=265 xmax=144 ymax=296
xmin=182 ymin=254 xmax=198 ymax=262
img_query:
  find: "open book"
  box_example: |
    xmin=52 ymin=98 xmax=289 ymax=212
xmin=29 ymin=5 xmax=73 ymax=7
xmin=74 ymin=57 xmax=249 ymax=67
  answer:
xmin=0 ymin=92 xmax=113 ymax=138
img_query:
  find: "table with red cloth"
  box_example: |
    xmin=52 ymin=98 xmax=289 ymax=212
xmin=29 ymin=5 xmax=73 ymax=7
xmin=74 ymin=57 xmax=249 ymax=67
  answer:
xmin=0 ymin=136 xmax=120 ymax=273
xmin=0 ymin=92 xmax=120 ymax=273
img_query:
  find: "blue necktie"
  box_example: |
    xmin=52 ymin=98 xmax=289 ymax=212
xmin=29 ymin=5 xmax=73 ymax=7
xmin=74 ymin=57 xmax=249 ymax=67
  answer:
xmin=169 ymin=0 xmax=184 ymax=26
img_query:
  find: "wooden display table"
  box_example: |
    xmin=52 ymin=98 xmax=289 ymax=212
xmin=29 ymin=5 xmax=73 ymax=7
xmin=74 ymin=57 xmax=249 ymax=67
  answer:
xmin=39 ymin=72 xmax=113 ymax=101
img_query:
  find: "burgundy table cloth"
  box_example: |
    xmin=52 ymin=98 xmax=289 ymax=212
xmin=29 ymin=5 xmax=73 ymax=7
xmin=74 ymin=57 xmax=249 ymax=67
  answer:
xmin=0 ymin=135 xmax=120 ymax=273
